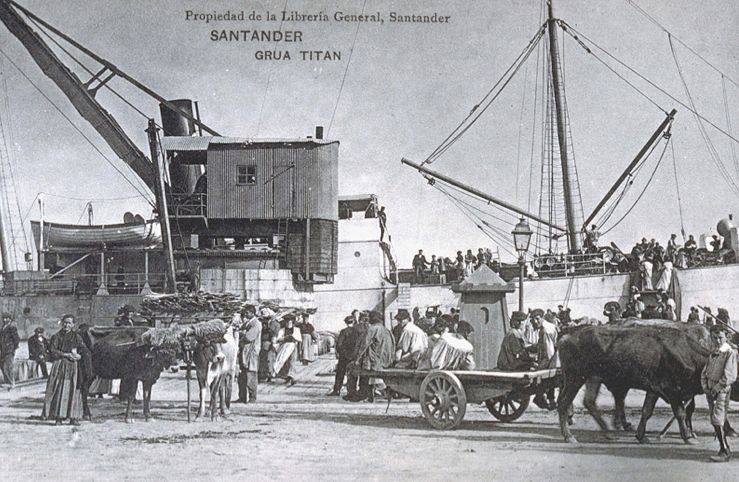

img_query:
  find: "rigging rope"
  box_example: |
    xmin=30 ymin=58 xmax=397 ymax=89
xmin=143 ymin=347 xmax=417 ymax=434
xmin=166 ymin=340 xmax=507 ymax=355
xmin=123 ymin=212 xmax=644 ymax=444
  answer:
xmin=26 ymin=14 xmax=151 ymax=123
xmin=0 ymin=62 xmax=30 ymax=254
xmin=423 ymin=23 xmax=547 ymax=165
xmin=514 ymin=60 xmax=529 ymax=204
xmin=560 ymin=21 xmax=739 ymax=145
xmin=434 ymin=182 xmax=548 ymax=255
xmin=625 ymin=0 xmax=739 ymax=90
xmin=668 ymin=34 xmax=739 ymax=199
xmin=42 ymin=192 xmax=147 ymax=202
xmin=601 ymin=133 xmax=672 ymax=236
xmin=433 ymin=183 xmax=514 ymax=257
xmin=256 ymin=0 xmax=289 ymax=135
xmin=327 ymin=0 xmax=367 ymax=136
xmin=722 ymin=75 xmax=739 ymax=180
xmin=670 ymin=137 xmax=686 ymax=241
xmin=0 ymin=47 xmax=157 ymax=207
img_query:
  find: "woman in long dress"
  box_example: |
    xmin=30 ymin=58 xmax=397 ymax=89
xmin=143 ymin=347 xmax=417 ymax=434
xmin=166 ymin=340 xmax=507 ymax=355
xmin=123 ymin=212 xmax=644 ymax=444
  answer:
xmin=42 ymin=314 xmax=89 ymax=425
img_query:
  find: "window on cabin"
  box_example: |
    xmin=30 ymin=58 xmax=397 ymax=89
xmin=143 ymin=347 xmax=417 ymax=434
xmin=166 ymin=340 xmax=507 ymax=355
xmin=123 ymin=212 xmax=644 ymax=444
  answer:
xmin=237 ymin=165 xmax=257 ymax=185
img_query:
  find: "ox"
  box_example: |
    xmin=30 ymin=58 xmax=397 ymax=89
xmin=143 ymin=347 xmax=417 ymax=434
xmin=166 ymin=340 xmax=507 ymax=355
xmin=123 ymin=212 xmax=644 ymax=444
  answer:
xmin=557 ymin=324 xmax=712 ymax=444
xmin=81 ymin=326 xmax=179 ymax=423
xmin=585 ymin=319 xmax=737 ymax=439
xmin=81 ymin=320 xmax=227 ymax=423
xmin=194 ymin=324 xmax=238 ymax=421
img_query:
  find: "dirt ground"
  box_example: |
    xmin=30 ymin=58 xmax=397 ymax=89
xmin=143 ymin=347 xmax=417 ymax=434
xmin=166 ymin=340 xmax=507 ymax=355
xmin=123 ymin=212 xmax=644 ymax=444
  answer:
xmin=1 ymin=355 xmax=736 ymax=481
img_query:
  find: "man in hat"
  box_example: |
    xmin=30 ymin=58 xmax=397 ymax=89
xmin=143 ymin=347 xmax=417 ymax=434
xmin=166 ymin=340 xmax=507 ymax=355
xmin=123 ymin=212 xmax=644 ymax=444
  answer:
xmin=327 ymin=315 xmax=355 ymax=396
xmin=394 ymin=309 xmax=428 ymax=369
xmin=497 ymin=311 xmax=536 ymax=372
xmin=28 ymin=327 xmax=50 ymax=379
xmin=531 ymin=309 xmax=558 ymax=409
xmin=412 ymin=250 xmax=429 ymax=284
xmin=717 ymin=308 xmax=733 ymax=329
xmin=687 ymin=307 xmax=701 ymax=324
xmin=701 ymin=325 xmax=737 ymax=462
xmin=259 ymin=310 xmax=281 ymax=382
xmin=352 ymin=311 xmax=395 ymax=402
xmin=341 ymin=311 xmax=370 ymax=401
xmin=237 ymin=304 xmax=261 ymax=403
xmin=0 ymin=312 xmax=19 ymax=387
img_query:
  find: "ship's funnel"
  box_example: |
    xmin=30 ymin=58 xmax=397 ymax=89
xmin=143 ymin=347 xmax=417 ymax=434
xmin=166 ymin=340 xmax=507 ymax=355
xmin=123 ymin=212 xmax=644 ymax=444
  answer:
xmin=159 ymin=99 xmax=201 ymax=195
xmin=717 ymin=217 xmax=735 ymax=237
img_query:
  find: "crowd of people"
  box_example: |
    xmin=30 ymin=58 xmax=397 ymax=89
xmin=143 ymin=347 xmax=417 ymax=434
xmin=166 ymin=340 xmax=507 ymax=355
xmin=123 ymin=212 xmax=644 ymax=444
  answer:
xmin=328 ymin=306 xmax=475 ymax=401
xmin=411 ymin=248 xmax=500 ymax=284
xmin=235 ymin=304 xmax=319 ymax=403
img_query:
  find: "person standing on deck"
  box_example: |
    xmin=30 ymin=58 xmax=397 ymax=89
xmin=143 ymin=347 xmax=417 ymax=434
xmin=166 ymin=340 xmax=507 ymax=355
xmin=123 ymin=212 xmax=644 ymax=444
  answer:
xmin=42 ymin=314 xmax=89 ymax=425
xmin=0 ymin=313 xmax=20 ymax=388
xmin=378 ymin=206 xmax=387 ymax=242
xmin=701 ymin=325 xmax=738 ymax=462
xmin=237 ymin=305 xmax=261 ymax=403
xmin=412 ymin=250 xmax=429 ymax=283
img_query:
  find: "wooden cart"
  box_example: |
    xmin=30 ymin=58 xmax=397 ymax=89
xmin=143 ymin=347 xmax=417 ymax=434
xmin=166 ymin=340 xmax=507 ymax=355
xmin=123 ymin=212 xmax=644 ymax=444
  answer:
xmin=352 ymin=367 xmax=560 ymax=429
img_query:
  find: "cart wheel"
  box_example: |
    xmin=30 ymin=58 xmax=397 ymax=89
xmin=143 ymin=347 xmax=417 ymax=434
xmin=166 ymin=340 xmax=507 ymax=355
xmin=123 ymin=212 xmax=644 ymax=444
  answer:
xmin=419 ymin=371 xmax=467 ymax=430
xmin=485 ymin=393 xmax=530 ymax=422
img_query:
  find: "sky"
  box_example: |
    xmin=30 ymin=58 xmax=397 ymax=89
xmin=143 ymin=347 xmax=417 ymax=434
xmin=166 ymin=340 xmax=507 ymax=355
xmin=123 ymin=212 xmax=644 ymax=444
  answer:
xmin=0 ymin=0 xmax=737 ymax=269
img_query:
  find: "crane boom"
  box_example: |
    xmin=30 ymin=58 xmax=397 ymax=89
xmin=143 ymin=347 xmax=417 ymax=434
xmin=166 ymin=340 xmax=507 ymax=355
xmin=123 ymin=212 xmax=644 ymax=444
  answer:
xmin=0 ymin=0 xmax=155 ymax=190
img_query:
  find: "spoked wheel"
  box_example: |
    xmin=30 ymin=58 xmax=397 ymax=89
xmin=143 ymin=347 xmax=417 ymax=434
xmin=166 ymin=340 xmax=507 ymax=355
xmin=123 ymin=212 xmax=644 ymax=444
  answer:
xmin=419 ymin=371 xmax=467 ymax=430
xmin=485 ymin=393 xmax=530 ymax=422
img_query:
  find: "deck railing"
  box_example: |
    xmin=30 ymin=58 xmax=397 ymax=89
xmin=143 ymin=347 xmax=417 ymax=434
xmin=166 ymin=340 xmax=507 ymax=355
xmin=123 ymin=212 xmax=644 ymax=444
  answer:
xmin=3 ymin=272 xmax=167 ymax=296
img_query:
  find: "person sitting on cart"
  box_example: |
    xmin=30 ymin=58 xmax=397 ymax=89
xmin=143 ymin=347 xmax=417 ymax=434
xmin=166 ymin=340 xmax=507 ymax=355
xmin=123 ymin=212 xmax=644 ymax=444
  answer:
xmin=497 ymin=311 xmax=537 ymax=372
xmin=394 ymin=309 xmax=428 ymax=369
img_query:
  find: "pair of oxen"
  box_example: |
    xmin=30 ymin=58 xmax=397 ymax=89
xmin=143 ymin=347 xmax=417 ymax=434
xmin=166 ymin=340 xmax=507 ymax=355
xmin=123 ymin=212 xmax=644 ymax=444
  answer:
xmin=557 ymin=317 xmax=737 ymax=444
xmin=78 ymin=319 xmax=237 ymax=423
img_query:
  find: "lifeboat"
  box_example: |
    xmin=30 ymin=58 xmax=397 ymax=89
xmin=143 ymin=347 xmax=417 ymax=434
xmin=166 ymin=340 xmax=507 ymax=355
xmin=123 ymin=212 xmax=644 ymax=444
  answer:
xmin=31 ymin=219 xmax=161 ymax=249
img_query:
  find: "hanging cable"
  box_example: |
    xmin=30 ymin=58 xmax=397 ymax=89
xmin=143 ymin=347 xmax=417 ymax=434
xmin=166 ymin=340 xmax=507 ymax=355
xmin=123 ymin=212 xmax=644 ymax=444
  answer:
xmin=514 ymin=60 xmax=529 ymax=204
xmin=668 ymin=34 xmax=739 ymax=199
xmin=560 ymin=21 xmax=739 ymax=145
xmin=256 ymin=0 xmax=289 ymax=135
xmin=722 ymin=75 xmax=739 ymax=180
xmin=601 ymin=135 xmax=671 ymax=235
xmin=18 ymin=193 xmax=39 ymax=229
xmin=0 ymin=47 xmax=156 ymax=207
xmin=327 ymin=0 xmax=367 ymax=136
xmin=670 ymin=137 xmax=686 ymax=241
xmin=424 ymin=23 xmax=547 ymax=165
xmin=26 ymin=14 xmax=151 ymax=122
xmin=625 ymin=0 xmax=739 ymax=90
xmin=0 ymin=61 xmax=30 ymax=254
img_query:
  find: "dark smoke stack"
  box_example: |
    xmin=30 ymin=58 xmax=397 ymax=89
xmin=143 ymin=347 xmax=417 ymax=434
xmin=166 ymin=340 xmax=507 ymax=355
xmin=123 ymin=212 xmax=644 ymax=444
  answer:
xmin=159 ymin=99 xmax=201 ymax=195
xmin=315 ymin=126 xmax=324 ymax=140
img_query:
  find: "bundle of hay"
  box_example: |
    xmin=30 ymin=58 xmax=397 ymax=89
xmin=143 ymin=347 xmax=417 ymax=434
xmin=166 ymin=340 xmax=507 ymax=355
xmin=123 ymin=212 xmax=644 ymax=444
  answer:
xmin=140 ymin=326 xmax=184 ymax=349
xmin=190 ymin=319 xmax=227 ymax=344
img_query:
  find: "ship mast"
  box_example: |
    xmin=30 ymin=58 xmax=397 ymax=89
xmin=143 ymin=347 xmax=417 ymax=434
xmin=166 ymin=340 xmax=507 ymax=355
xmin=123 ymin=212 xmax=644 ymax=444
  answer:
xmin=547 ymin=0 xmax=582 ymax=252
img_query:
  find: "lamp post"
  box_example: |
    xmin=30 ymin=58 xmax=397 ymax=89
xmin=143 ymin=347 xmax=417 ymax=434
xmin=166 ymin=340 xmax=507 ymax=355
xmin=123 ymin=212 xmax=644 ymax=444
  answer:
xmin=512 ymin=218 xmax=533 ymax=312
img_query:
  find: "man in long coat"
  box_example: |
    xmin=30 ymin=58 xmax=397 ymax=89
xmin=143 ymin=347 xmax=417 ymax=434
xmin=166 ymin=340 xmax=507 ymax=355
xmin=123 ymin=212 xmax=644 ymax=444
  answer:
xmin=237 ymin=305 xmax=262 ymax=403
xmin=0 ymin=313 xmax=20 ymax=387
xmin=352 ymin=311 xmax=395 ymax=402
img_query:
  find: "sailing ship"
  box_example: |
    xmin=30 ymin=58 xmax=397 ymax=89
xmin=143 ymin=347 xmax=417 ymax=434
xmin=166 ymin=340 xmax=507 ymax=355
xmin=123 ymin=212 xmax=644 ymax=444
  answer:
xmin=0 ymin=0 xmax=736 ymax=332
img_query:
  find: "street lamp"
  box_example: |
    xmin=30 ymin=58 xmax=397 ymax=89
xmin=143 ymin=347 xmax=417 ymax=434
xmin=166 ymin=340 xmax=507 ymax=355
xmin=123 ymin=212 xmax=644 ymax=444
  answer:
xmin=512 ymin=218 xmax=533 ymax=311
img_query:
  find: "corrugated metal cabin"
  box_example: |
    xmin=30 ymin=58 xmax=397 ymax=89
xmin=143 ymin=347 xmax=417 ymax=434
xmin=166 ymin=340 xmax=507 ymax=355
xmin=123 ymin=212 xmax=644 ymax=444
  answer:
xmin=161 ymin=132 xmax=339 ymax=283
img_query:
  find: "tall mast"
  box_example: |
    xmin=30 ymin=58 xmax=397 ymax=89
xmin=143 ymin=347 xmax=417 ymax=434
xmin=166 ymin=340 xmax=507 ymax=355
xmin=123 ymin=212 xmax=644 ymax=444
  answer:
xmin=547 ymin=0 xmax=582 ymax=252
